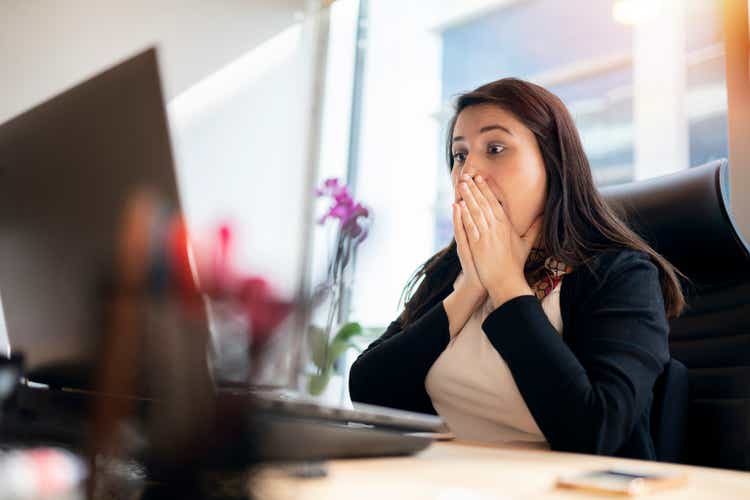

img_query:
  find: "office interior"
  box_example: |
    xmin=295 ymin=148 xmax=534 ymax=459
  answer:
xmin=1 ymin=0 xmax=750 ymax=499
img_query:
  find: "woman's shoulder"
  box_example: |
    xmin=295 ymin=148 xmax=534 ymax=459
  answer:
xmin=589 ymin=247 xmax=654 ymax=271
xmin=566 ymin=247 xmax=660 ymax=298
xmin=561 ymin=247 xmax=669 ymax=355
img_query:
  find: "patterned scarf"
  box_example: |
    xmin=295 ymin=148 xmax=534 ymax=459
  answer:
xmin=524 ymin=247 xmax=573 ymax=300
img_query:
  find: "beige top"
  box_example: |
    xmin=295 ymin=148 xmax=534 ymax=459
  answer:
xmin=425 ymin=277 xmax=564 ymax=448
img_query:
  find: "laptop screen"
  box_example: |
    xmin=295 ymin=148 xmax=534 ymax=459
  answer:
xmin=0 ymin=49 xmax=183 ymax=384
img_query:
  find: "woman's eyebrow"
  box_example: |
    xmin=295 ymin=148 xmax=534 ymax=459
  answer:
xmin=452 ymin=124 xmax=514 ymax=143
xmin=479 ymin=124 xmax=513 ymax=136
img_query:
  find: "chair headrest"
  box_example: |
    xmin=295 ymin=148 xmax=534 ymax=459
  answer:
xmin=600 ymin=159 xmax=750 ymax=288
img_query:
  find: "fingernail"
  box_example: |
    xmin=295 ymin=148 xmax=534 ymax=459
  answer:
xmin=460 ymin=200 xmax=467 ymax=207
xmin=462 ymin=174 xmax=472 ymax=180
xmin=476 ymin=175 xmax=484 ymax=183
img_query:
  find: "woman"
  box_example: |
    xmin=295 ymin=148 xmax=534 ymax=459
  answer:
xmin=349 ymin=78 xmax=685 ymax=460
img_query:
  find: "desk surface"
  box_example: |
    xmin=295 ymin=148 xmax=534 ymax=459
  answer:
xmin=256 ymin=440 xmax=750 ymax=499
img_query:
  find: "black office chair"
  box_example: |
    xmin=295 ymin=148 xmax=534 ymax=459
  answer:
xmin=601 ymin=159 xmax=750 ymax=469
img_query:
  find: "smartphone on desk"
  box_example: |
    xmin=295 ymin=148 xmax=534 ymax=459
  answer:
xmin=556 ymin=468 xmax=688 ymax=496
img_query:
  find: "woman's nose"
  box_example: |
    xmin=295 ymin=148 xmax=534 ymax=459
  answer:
xmin=461 ymin=158 xmax=480 ymax=179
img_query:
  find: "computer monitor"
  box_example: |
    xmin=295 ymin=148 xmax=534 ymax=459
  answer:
xmin=0 ymin=49 xmax=185 ymax=387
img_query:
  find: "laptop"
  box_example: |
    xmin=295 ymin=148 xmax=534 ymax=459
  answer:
xmin=0 ymin=48 xmax=444 ymax=458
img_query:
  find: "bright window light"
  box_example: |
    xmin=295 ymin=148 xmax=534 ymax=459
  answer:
xmin=612 ymin=0 xmax=661 ymax=25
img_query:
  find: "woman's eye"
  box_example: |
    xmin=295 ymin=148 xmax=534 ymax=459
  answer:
xmin=488 ymin=144 xmax=505 ymax=154
xmin=453 ymin=151 xmax=467 ymax=163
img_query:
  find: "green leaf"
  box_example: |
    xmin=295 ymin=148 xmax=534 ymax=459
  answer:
xmin=307 ymin=371 xmax=331 ymax=396
xmin=308 ymin=322 xmax=365 ymax=373
xmin=327 ymin=340 xmax=358 ymax=370
xmin=332 ymin=322 xmax=363 ymax=343
xmin=307 ymin=326 xmax=328 ymax=371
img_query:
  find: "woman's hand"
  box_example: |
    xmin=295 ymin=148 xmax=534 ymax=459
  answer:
xmin=457 ymin=174 xmax=543 ymax=308
xmin=442 ymin=199 xmax=488 ymax=339
xmin=452 ymin=200 xmax=487 ymax=304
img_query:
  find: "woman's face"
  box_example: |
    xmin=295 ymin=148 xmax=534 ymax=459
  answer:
xmin=451 ymin=103 xmax=548 ymax=238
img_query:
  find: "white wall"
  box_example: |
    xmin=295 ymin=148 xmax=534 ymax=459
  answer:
xmin=168 ymin=19 xmax=318 ymax=298
xmin=0 ymin=0 xmax=306 ymax=122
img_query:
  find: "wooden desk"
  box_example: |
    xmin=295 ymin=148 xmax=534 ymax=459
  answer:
xmin=255 ymin=440 xmax=750 ymax=499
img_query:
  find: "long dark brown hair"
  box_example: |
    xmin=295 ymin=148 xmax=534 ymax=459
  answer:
xmin=399 ymin=78 xmax=685 ymax=326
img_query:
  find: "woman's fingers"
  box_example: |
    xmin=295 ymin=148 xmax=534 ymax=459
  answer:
xmin=459 ymin=179 xmax=489 ymax=231
xmin=461 ymin=176 xmax=494 ymax=226
xmin=453 ymin=203 xmax=466 ymax=247
xmin=459 ymin=201 xmax=480 ymax=241
xmin=474 ymin=175 xmax=504 ymax=222
xmin=453 ymin=203 xmax=471 ymax=262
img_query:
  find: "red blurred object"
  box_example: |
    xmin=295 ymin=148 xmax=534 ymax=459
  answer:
xmin=214 ymin=223 xmax=233 ymax=293
xmin=237 ymin=277 xmax=295 ymax=344
xmin=166 ymin=218 xmax=294 ymax=346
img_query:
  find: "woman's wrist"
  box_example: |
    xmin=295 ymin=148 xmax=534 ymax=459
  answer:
xmin=488 ymin=278 xmax=534 ymax=309
xmin=454 ymin=280 xmax=487 ymax=309
xmin=444 ymin=283 xmax=486 ymax=338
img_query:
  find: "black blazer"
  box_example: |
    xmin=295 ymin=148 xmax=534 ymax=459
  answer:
xmin=349 ymin=249 xmax=670 ymax=460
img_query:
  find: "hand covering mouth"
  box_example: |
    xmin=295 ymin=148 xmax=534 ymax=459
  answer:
xmin=454 ymin=192 xmax=503 ymax=206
